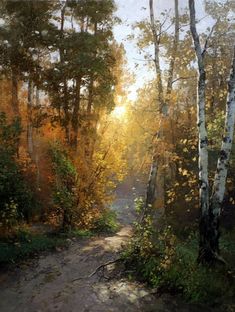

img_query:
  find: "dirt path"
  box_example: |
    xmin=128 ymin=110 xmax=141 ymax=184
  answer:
xmin=0 ymin=193 xmax=214 ymax=312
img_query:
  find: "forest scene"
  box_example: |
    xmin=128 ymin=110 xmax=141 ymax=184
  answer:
xmin=0 ymin=0 xmax=235 ymax=311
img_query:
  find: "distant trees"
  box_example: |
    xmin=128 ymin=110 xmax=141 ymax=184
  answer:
xmin=0 ymin=0 xmax=126 ymax=230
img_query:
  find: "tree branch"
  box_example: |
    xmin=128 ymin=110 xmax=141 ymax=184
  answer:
xmin=201 ymin=21 xmax=218 ymax=57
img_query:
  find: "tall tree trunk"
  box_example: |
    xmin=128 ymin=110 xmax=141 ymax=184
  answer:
xmin=166 ymin=0 xmax=179 ymax=106
xmin=11 ymin=68 xmax=19 ymax=115
xmin=144 ymin=0 xmax=179 ymax=217
xmin=71 ymin=77 xmax=81 ymax=149
xmin=87 ymin=76 xmax=93 ymax=115
xmin=35 ymin=86 xmax=40 ymax=189
xmin=60 ymin=1 xmax=70 ymax=144
xmin=36 ymin=86 xmax=40 ymax=107
xmin=189 ymin=0 xmax=210 ymax=262
xmin=85 ymin=76 xmax=95 ymax=160
xmin=27 ymin=79 xmax=34 ymax=157
xmin=200 ymin=46 xmax=235 ymax=263
xmin=149 ymin=0 xmax=164 ymax=111
xmin=144 ymin=155 xmax=158 ymax=214
xmin=85 ymin=22 xmax=97 ymax=160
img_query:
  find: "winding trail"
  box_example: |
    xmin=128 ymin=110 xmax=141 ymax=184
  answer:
xmin=0 ymin=188 xmax=215 ymax=312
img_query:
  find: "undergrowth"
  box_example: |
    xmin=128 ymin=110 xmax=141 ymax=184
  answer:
xmin=0 ymin=208 xmax=119 ymax=266
xmin=0 ymin=229 xmax=68 ymax=266
xmin=91 ymin=209 xmax=119 ymax=234
xmin=122 ymin=199 xmax=235 ymax=304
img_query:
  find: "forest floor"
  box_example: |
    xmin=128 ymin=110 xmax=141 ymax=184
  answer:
xmin=0 ymin=190 xmax=225 ymax=312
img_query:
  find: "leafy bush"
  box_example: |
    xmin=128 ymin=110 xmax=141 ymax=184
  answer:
xmin=0 ymin=113 xmax=34 ymax=230
xmin=92 ymin=209 xmax=119 ymax=233
xmin=0 ymin=200 xmax=18 ymax=230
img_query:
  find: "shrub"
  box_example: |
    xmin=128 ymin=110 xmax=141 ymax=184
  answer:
xmin=92 ymin=209 xmax=119 ymax=233
xmin=123 ymin=203 xmax=235 ymax=304
xmin=0 ymin=113 xmax=34 ymax=230
xmin=0 ymin=229 xmax=67 ymax=265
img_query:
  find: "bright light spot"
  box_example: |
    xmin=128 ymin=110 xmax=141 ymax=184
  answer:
xmin=111 ymin=106 xmax=126 ymax=119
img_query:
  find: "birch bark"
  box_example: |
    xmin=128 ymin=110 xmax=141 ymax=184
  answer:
xmin=189 ymin=0 xmax=235 ymax=263
xmin=149 ymin=0 xmax=164 ymax=111
xmin=206 ymin=46 xmax=235 ymax=260
xmin=189 ymin=0 xmax=210 ymax=262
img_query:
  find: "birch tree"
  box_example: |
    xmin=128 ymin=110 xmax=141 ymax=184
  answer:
xmin=144 ymin=0 xmax=179 ymax=218
xmin=208 ymin=48 xmax=235 ymax=261
xmin=189 ymin=0 xmax=235 ymax=263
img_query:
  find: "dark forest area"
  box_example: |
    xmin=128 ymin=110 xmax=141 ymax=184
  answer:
xmin=0 ymin=1 xmax=235 ymax=311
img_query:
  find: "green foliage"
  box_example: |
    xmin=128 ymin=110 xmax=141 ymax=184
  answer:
xmin=0 ymin=229 xmax=67 ymax=265
xmin=70 ymin=228 xmax=93 ymax=238
xmin=0 ymin=200 xmax=18 ymax=230
xmin=49 ymin=142 xmax=77 ymax=230
xmin=123 ymin=218 xmax=235 ymax=304
xmin=0 ymin=113 xmax=34 ymax=229
xmin=92 ymin=209 xmax=119 ymax=233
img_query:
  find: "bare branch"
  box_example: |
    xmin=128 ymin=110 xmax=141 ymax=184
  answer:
xmin=72 ymin=258 xmax=122 ymax=282
xmin=202 ymin=21 xmax=218 ymax=57
xmin=171 ymin=75 xmax=197 ymax=85
xmin=133 ymin=57 xmax=154 ymax=62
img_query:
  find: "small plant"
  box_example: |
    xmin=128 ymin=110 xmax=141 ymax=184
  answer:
xmin=0 ymin=200 xmax=18 ymax=231
xmin=92 ymin=209 xmax=119 ymax=233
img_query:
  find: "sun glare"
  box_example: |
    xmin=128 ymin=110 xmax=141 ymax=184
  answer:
xmin=112 ymin=106 xmax=126 ymax=119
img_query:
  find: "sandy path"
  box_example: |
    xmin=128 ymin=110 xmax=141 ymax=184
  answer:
xmin=0 ymin=193 xmax=215 ymax=312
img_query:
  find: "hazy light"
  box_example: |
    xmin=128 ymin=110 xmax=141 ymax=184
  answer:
xmin=112 ymin=106 xmax=126 ymax=119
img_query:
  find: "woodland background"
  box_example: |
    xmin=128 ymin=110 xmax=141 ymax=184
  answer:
xmin=0 ymin=0 xmax=235 ymax=306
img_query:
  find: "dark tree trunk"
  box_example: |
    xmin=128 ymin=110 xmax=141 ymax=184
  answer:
xmin=11 ymin=69 xmax=19 ymax=115
xmin=27 ymin=79 xmax=34 ymax=157
xmin=71 ymin=77 xmax=82 ymax=149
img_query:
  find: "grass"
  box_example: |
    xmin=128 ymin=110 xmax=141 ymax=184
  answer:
xmin=0 ymin=230 xmax=68 ymax=266
xmin=0 ymin=209 xmax=120 ymax=266
xmin=91 ymin=209 xmax=119 ymax=234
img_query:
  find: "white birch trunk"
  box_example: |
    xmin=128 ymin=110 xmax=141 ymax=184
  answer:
xmin=166 ymin=0 xmax=179 ymax=102
xmin=211 ymin=46 xmax=235 ymax=214
xmin=208 ymin=46 xmax=235 ymax=257
xmin=189 ymin=0 xmax=211 ymax=262
xmin=149 ymin=0 xmax=164 ymax=111
xmin=189 ymin=0 xmax=235 ymax=263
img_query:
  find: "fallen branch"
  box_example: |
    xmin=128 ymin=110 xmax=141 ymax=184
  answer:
xmin=72 ymin=258 xmax=122 ymax=282
xmin=89 ymin=258 xmax=122 ymax=278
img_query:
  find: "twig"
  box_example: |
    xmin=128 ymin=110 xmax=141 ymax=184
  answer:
xmin=71 ymin=258 xmax=122 ymax=282
xmin=171 ymin=75 xmax=197 ymax=85
xmin=133 ymin=58 xmax=154 ymax=62
xmin=202 ymin=21 xmax=218 ymax=57
xmin=88 ymin=258 xmax=122 ymax=278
